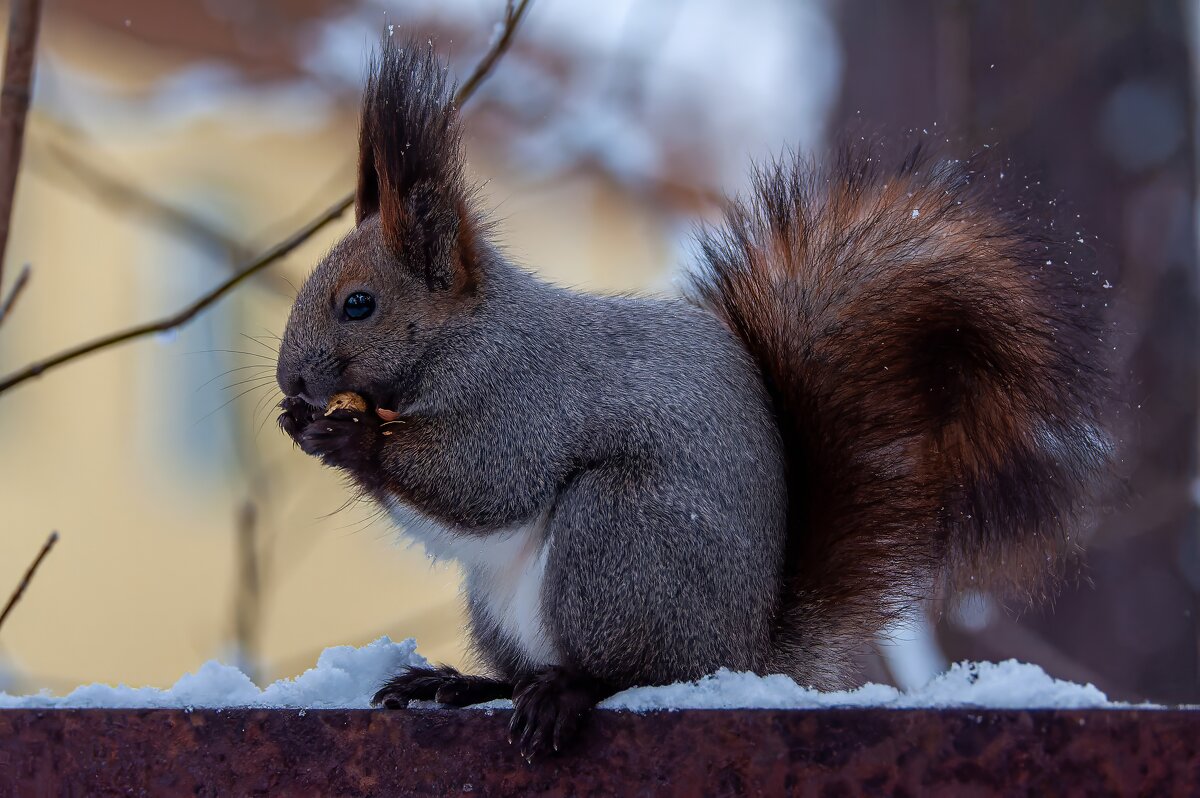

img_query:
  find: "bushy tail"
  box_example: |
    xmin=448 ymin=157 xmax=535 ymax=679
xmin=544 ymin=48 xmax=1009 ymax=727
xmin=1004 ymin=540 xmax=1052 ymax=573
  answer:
xmin=686 ymin=143 xmax=1116 ymax=688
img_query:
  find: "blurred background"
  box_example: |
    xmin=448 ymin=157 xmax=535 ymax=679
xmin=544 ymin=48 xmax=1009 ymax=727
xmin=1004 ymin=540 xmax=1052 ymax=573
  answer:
xmin=0 ymin=0 xmax=1194 ymax=704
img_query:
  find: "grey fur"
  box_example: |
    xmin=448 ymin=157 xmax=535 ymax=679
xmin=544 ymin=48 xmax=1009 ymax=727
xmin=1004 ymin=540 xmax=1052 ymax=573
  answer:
xmin=279 ymin=225 xmax=787 ymax=685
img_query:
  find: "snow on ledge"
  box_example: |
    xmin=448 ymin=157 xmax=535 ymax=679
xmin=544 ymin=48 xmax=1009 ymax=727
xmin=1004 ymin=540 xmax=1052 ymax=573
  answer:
xmin=0 ymin=637 xmax=1137 ymax=711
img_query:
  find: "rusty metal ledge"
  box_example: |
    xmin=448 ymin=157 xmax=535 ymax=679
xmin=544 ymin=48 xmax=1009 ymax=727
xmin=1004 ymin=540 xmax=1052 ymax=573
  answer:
xmin=1 ymin=708 xmax=1197 ymax=796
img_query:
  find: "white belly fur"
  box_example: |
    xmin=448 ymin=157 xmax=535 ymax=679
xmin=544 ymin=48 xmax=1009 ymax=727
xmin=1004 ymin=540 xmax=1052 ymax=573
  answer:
xmin=386 ymin=500 xmax=559 ymax=667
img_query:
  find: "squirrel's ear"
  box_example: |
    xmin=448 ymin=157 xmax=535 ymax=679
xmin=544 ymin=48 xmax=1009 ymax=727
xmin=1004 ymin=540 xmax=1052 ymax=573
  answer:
xmin=356 ymin=38 xmax=480 ymax=291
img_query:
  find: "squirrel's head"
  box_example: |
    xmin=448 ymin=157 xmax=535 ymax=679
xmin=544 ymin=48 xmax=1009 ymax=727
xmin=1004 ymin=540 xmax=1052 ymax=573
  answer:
xmin=277 ymin=38 xmax=485 ymax=412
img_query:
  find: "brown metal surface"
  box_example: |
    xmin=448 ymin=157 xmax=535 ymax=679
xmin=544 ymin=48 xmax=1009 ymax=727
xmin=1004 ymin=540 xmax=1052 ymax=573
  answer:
xmin=1 ymin=708 xmax=1197 ymax=796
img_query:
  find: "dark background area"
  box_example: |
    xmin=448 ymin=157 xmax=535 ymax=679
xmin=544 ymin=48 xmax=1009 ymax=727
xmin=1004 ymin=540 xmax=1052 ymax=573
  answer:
xmin=838 ymin=0 xmax=1198 ymax=702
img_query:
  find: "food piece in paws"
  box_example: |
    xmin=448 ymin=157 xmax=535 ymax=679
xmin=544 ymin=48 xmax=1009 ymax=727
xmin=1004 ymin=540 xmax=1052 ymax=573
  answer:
xmin=325 ymin=392 xmax=368 ymax=416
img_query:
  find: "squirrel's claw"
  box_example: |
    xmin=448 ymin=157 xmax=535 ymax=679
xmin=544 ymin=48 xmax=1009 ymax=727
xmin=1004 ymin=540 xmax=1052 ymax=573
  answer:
xmin=277 ymin=397 xmax=320 ymax=444
xmin=508 ymin=667 xmax=610 ymax=761
xmin=296 ymin=407 xmax=379 ymax=474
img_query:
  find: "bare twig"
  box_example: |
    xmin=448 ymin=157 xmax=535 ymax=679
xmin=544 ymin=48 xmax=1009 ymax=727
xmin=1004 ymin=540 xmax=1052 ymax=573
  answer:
xmin=454 ymin=0 xmax=533 ymax=106
xmin=0 ymin=0 xmax=41 ymax=293
xmin=0 ymin=260 xmax=28 ymax=325
xmin=232 ymin=500 xmax=262 ymax=685
xmin=0 ymin=0 xmax=533 ymax=397
xmin=0 ymin=191 xmax=352 ymax=395
xmin=0 ymin=531 xmax=58 ymax=634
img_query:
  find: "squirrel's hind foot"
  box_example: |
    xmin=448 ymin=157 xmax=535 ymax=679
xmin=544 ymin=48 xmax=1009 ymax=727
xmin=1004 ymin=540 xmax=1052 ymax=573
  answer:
xmin=373 ymin=665 xmax=513 ymax=709
xmin=508 ymin=667 xmax=614 ymax=761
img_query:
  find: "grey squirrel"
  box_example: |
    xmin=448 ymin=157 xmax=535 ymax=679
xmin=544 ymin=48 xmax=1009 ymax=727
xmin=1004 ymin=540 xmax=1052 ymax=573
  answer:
xmin=275 ymin=40 xmax=1114 ymax=758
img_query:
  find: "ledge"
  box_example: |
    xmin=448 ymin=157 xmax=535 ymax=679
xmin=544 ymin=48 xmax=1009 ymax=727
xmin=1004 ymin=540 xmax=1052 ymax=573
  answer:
xmin=2 ymin=708 xmax=1197 ymax=795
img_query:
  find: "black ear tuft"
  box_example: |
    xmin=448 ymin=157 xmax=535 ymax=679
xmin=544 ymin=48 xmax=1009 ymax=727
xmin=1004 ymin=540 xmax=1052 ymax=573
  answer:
xmin=357 ymin=36 xmax=476 ymax=290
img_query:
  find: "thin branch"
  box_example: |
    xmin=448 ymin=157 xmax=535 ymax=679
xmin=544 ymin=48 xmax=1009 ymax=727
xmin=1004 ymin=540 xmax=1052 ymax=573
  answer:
xmin=0 ymin=260 xmax=29 ymax=325
xmin=0 ymin=191 xmax=352 ymax=395
xmin=0 ymin=531 xmax=58 ymax=634
xmin=454 ymin=0 xmax=532 ymax=106
xmin=0 ymin=0 xmax=533 ymax=397
xmin=0 ymin=0 xmax=41 ymax=293
xmin=232 ymin=500 xmax=262 ymax=686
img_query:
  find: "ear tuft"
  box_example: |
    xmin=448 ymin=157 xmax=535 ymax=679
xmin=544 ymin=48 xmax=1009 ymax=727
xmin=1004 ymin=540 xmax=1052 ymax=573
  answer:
xmin=357 ymin=36 xmax=477 ymax=289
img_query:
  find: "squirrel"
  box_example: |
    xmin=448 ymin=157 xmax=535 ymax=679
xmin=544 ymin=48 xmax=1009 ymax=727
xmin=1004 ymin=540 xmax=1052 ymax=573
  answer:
xmin=276 ymin=39 xmax=1114 ymax=758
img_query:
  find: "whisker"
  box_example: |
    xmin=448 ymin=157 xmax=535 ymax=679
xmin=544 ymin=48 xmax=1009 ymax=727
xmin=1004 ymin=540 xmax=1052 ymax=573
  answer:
xmin=193 ymin=381 xmax=276 ymax=426
xmin=253 ymin=382 xmax=286 ymax=429
xmin=346 ymin=342 xmax=379 ymax=361
xmin=253 ymin=381 xmax=283 ymax=418
xmin=245 ymin=339 xmax=280 ymax=356
xmin=193 ymin=363 xmax=273 ymax=393
xmin=336 ymin=504 xmax=391 ymax=537
xmin=240 ymin=332 xmax=279 ymax=355
xmin=221 ymin=374 xmax=277 ymax=393
xmin=254 ymin=393 xmax=286 ymax=442
xmin=317 ymin=495 xmax=361 ymax=521
xmin=184 ymin=349 xmax=276 ymax=361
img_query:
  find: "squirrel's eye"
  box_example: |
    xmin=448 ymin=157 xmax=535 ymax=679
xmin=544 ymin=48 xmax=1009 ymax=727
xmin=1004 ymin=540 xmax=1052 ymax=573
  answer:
xmin=343 ymin=291 xmax=375 ymax=321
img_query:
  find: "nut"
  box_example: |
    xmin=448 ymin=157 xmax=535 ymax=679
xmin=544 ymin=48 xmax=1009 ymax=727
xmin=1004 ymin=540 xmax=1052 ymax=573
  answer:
xmin=325 ymin=392 xmax=368 ymax=416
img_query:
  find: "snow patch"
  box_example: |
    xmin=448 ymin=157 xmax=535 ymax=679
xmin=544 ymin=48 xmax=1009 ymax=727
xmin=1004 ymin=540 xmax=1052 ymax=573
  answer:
xmin=603 ymin=660 xmax=1120 ymax=711
xmin=0 ymin=637 xmax=425 ymax=709
xmin=0 ymin=640 xmax=1137 ymax=710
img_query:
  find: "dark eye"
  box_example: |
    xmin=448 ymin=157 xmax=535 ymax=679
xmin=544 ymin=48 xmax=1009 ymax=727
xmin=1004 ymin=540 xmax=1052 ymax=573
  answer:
xmin=343 ymin=291 xmax=375 ymax=321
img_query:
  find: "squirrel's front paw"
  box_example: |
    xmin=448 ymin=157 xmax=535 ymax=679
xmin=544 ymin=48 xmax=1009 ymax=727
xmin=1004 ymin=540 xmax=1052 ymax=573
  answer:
xmin=296 ymin=406 xmax=379 ymax=474
xmin=278 ymin=397 xmax=321 ymax=444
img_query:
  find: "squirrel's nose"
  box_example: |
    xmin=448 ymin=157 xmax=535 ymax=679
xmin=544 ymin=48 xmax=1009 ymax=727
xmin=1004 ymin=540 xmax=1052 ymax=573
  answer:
xmin=279 ymin=372 xmax=306 ymax=400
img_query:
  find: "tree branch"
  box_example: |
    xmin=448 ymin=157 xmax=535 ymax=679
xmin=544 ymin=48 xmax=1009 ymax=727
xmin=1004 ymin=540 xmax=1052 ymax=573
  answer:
xmin=0 ymin=0 xmax=41 ymax=295
xmin=0 ymin=191 xmax=352 ymax=394
xmin=454 ymin=0 xmax=532 ymax=106
xmin=232 ymin=500 xmax=262 ymax=686
xmin=0 ymin=0 xmax=532 ymax=397
xmin=0 ymin=260 xmax=28 ymax=325
xmin=0 ymin=531 xmax=58 ymax=635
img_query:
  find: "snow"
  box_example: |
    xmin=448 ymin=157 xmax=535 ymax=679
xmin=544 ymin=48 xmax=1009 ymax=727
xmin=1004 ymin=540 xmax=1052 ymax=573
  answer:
xmin=0 ymin=637 xmax=426 ymax=710
xmin=876 ymin=608 xmax=947 ymax=690
xmin=604 ymin=660 xmax=1120 ymax=711
xmin=0 ymin=638 xmax=1139 ymax=711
